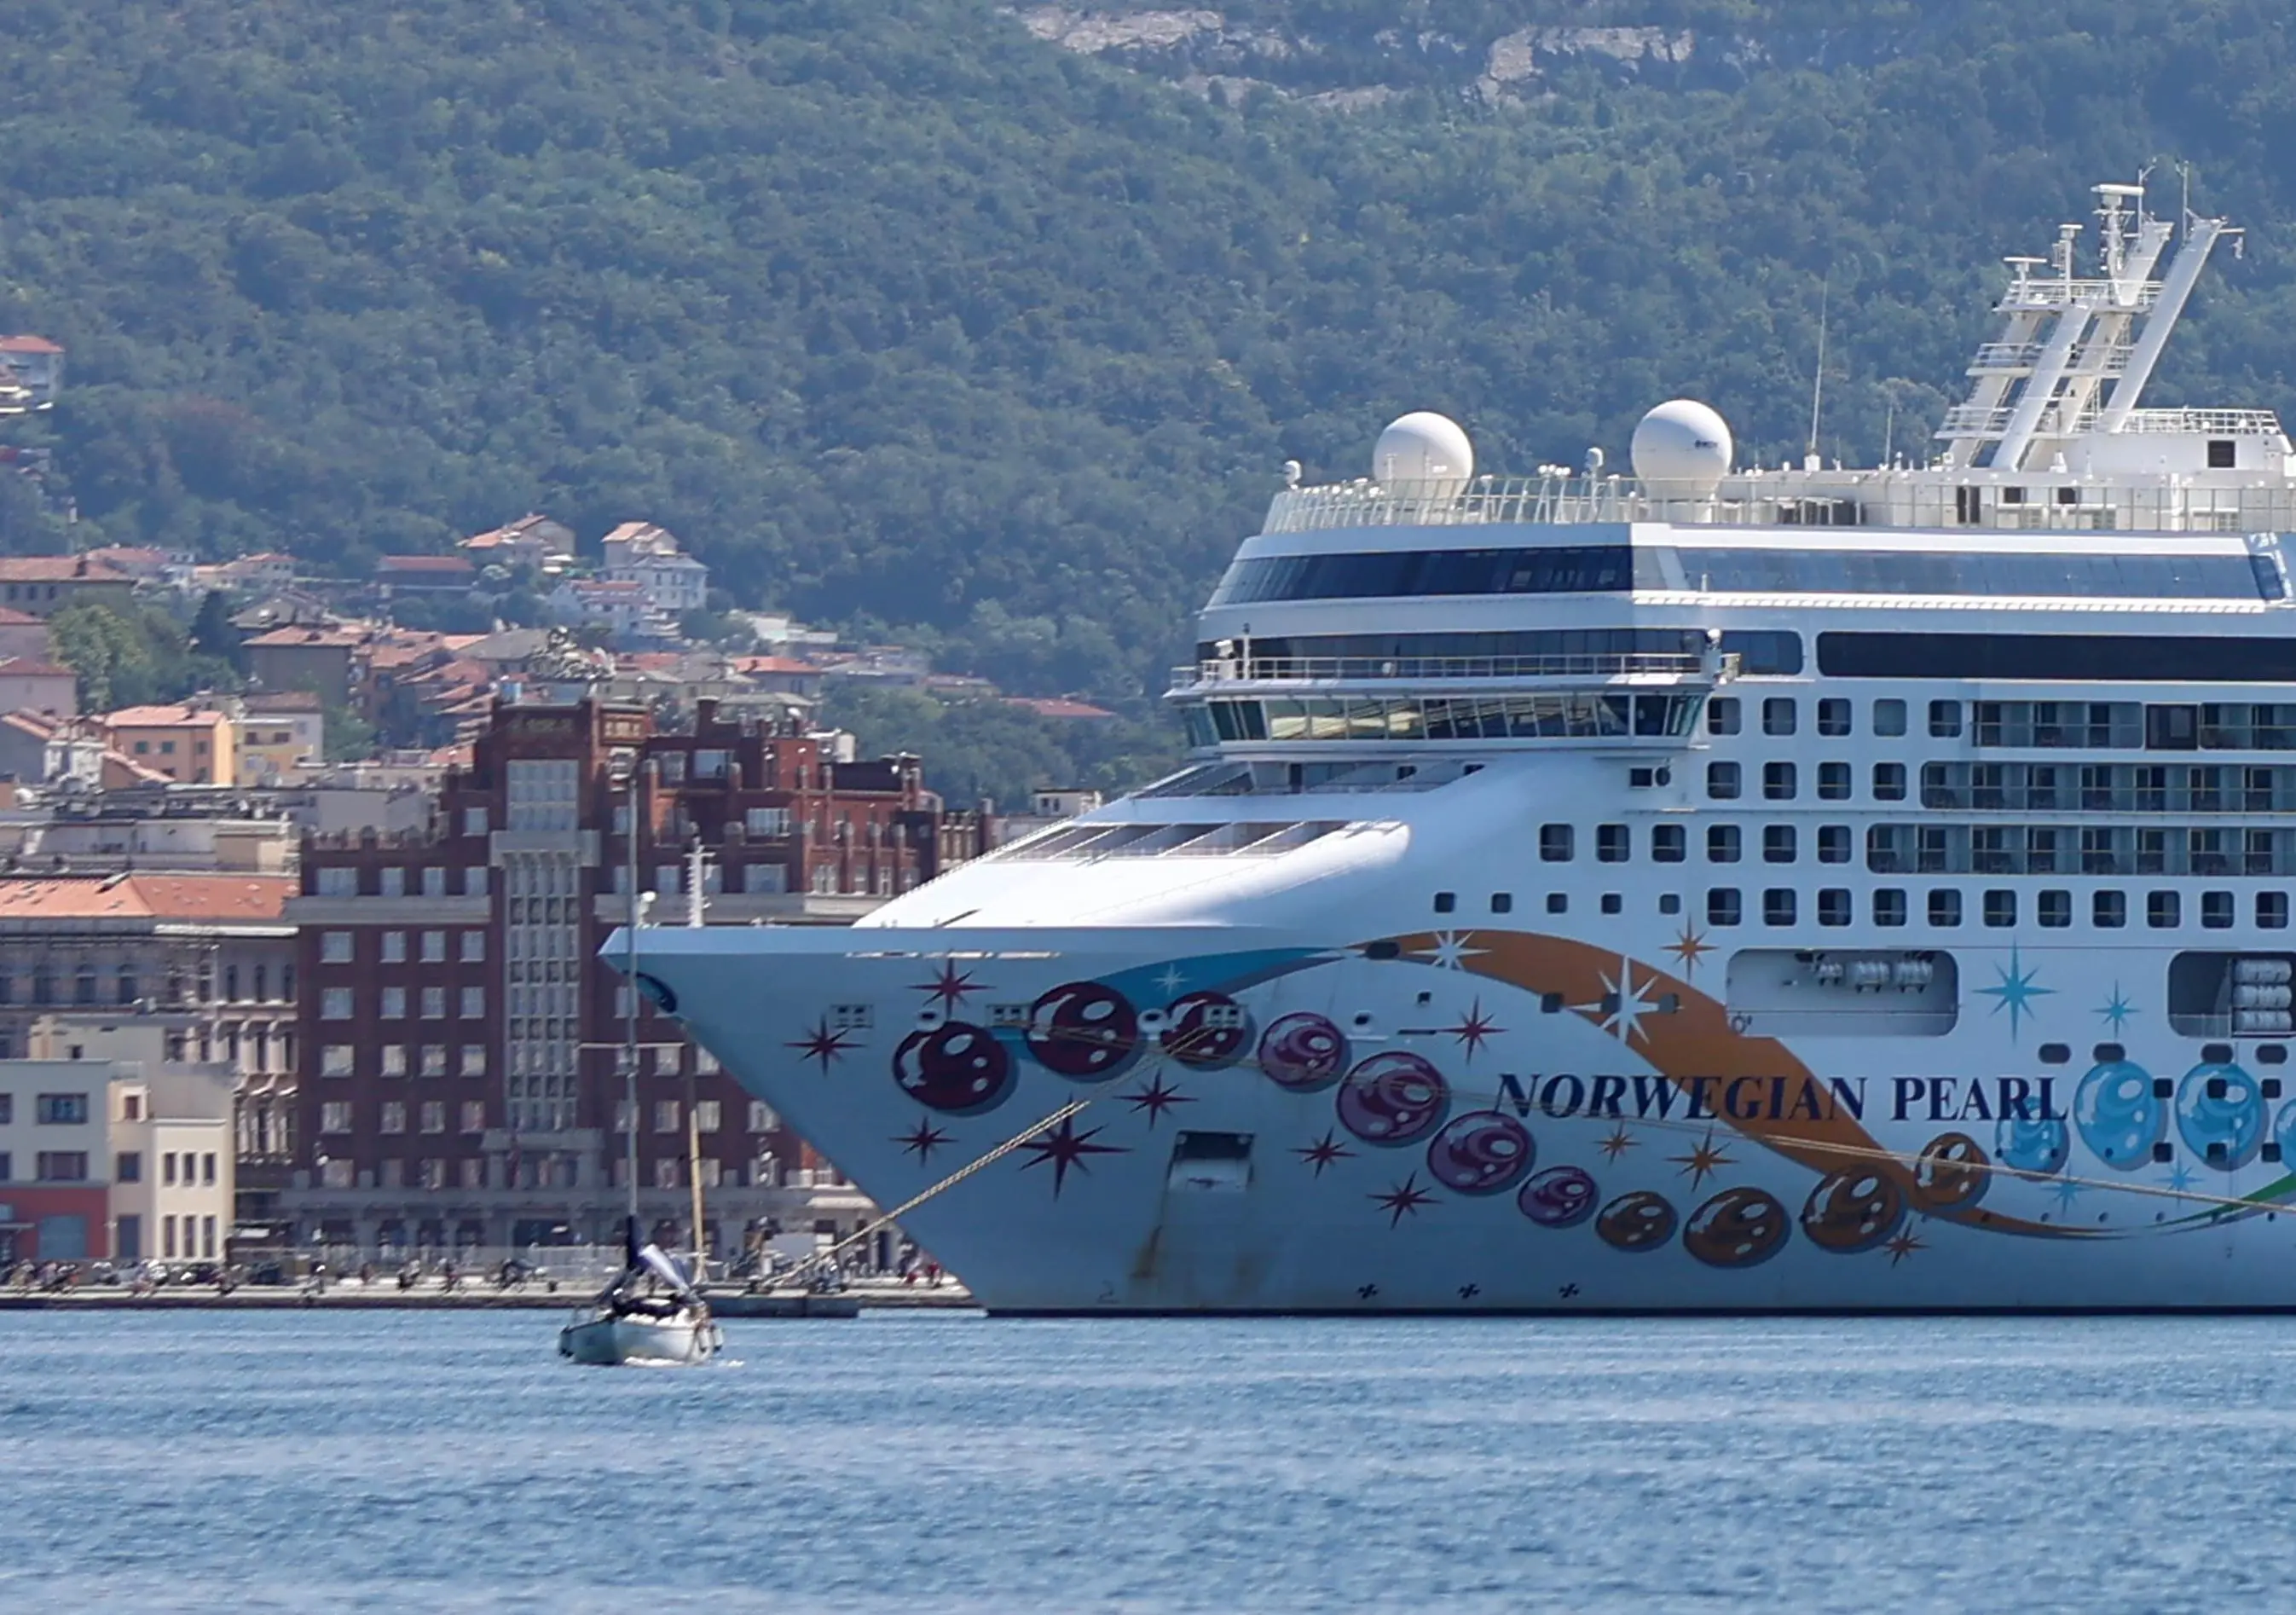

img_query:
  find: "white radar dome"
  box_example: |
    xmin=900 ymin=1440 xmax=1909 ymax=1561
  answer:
xmin=1373 ymin=411 xmax=1474 ymax=495
xmin=1630 ymin=399 xmax=1733 ymax=501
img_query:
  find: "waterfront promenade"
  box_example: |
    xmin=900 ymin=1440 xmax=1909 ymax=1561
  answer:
xmin=0 ymin=1273 xmax=973 ymax=1311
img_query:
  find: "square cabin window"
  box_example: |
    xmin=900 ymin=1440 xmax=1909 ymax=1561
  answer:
xmin=1707 ymin=888 xmax=1742 ymax=928
xmin=2038 ymin=890 xmax=2073 ymax=929
xmin=1873 ymin=763 xmax=1907 ymax=802
xmin=1762 ymin=698 xmax=1798 ymax=737
xmin=2095 ymin=890 xmax=2128 ymax=929
xmin=1707 ymin=698 xmax=1741 ymax=737
xmin=1763 ymin=889 xmax=1797 ymax=926
xmin=1929 ymin=700 xmax=1963 ymax=738
xmin=1707 ymin=825 xmax=1741 ymax=864
xmin=1817 ymin=698 xmax=1852 ymax=738
xmin=1874 ymin=698 xmax=1907 ymax=737
xmin=1818 ymin=889 xmax=1851 ymax=927
xmin=1432 ymin=892 xmax=1456 ymax=914
xmin=1707 ymin=762 xmax=1741 ymax=801
xmin=1651 ymin=825 xmax=1686 ymax=864
xmin=1873 ymin=889 xmax=1907 ymax=927
xmin=1983 ymin=889 xmax=2016 ymax=929
xmin=1763 ymin=826 xmax=1796 ymax=865
xmin=2202 ymin=890 xmax=2235 ymax=930
xmin=1817 ymin=761 xmax=1851 ymax=802
xmin=1817 ymin=825 xmax=1852 ymax=865
xmin=1929 ymin=890 xmax=1963 ymax=928
xmin=1489 ymin=893 xmax=1512 ymax=914
xmin=2149 ymin=891 xmax=2181 ymax=929
xmin=2260 ymin=892 xmax=2290 ymax=930
xmin=1595 ymin=825 xmax=1629 ymax=864
xmin=1540 ymin=825 xmax=1574 ymax=862
xmin=1763 ymin=762 xmax=1797 ymax=801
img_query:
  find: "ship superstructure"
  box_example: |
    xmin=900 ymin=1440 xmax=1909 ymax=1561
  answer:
xmin=622 ymin=181 xmax=2296 ymax=1311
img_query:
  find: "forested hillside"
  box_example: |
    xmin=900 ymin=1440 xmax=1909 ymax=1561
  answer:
xmin=4 ymin=0 xmax=2296 ymax=703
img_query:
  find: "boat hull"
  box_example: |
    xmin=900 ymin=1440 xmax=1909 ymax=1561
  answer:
xmin=558 ymin=1312 xmax=722 ymax=1365
xmin=622 ymin=923 xmax=2296 ymax=1315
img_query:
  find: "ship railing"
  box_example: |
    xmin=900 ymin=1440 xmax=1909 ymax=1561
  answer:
xmin=1170 ymin=651 xmax=1721 ymax=692
xmin=1264 ymin=473 xmax=2296 ymax=535
xmin=1938 ymin=404 xmax=2283 ymax=438
xmin=1968 ymin=340 xmax=2132 ymax=373
xmin=1996 ymin=276 xmax=2161 ymax=311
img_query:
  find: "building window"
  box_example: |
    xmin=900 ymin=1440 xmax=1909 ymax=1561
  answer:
xmin=2095 ymin=890 xmax=2127 ymax=929
xmin=1707 ymin=762 xmax=1741 ymax=801
xmin=1763 ymin=889 xmax=1796 ymax=926
xmin=420 ymin=1102 xmax=445 ymax=1134
xmin=1651 ymin=825 xmax=1686 ymax=863
xmin=320 ymin=1102 xmax=351 ymax=1134
xmin=422 ymin=1045 xmax=448 ymax=1078
xmin=748 ymin=1101 xmax=778 ymax=1133
xmin=1873 ymin=763 xmax=1907 ymax=802
xmin=381 ymin=1103 xmax=407 ymax=1135
xmin=1929 ymin=890 xmax=1963 ymax=927
xmin=37 ymin=1151 xmax=89 ymax=1181
xmin=464 ymin=807 xmax=489 ymax=836
xmin=35 ymin=1092 xmax=88 ymax=1125
xmin=1539 ymin=825 xmax=1574 ymax=862
xmin=380 ymin=1045 xmax=407 ymax=1077
xmin=2202 ymin=890 xmax=2235 ymax=930
xmin=1983 ymin=890 xmax=2016 ymax=929
xmin=696 ymin=1100 xmax=721 ymax=1133
xmin=1762 ymin=698 xmax=1797 ymax=737
xmin=1763 ymin=762 xmax=1797 ymax=801
xmin=460 ymin=931 xmax=486 ymax=963
xmin=1707 ymin=888 xmax=1741 ymax=927
xmin=1762 ymin=825 xmax=1796 ymax=865
xmin=1929 ymin=700 xmax=1963 ymax=738
xmin=380 ymin=987 xmax=407 ymax=1019
xmin=421 ymin=987 xmax=445 ymax=1019
xmin=2039 ymin=890 xmax=2072 ymax=929
xmin=464 ymin=868 xmax=489 ymax=898
xmin=1706 ymin=698 xmax=1740 ymax=736
xmin=460 ymin=1045 xmax=487 ymax=1077
xmin=321 ymin=1045 xmax=356 ymax=1078
xmin=1595 ymin=825 xmax=1629 ymax=864
xmin=655 ymin=1100 xmax=681 ymax=1133
xmin=421 ymin=931 xmax=446 ymax=963
xmin=1706 ymin=825 xmax=1741 ymax=864
xmin=460 ymin=987 xmax=484 ymax=1018
xmin=381 ymin=932 xmax=406 ymax=964
xmin=460 ymin=1102 xmax=486 ymax=1132
xmin=2149 ymin=891 xmax=2181 ymax=929
xmin=115 ymin=1150 xmax=142 ymax=1183
xmin=379 ymin=867 xmax=406 ymax=897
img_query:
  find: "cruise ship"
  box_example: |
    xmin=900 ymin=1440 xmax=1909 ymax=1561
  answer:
xmin=622 ymin=180 xmax=2296 ymax=1311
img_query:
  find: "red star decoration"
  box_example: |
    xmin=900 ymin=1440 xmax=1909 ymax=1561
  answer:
xmin=1121 ymin=1073 xmax=1194 ymax=1127
xmin=1295 ymin=1129 xmax=1356 ymax=1177
xmin=1882 ymin=1229 xmax=1926 ymax=1266
xmin=912 ymin=961 xmax=980 ymax=1010
xmin=1370 ymin=1172 xmax=1437 ymax=1227
xmin=1017 ymin=1115 xmax=1127 ymax=1197
xmin=1443 ymin=997 xmax=1507 ymax=1061
xmin=1666 ymin=1128 xmax=1736 ymax=1189
xmin=786 ymin=1018 xmax=857 ymax=1074
xmin=894 ymin=1119 xmax=952 ymax=1164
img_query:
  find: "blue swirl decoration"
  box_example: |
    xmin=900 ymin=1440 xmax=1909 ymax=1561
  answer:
xmin=2175 ymin=1061 xmax=2265 ymax=1171
xmin=2073 ymin=1060 xmax=2164 ymax=1170
xmin=1994 ymin=1113 xmax=2069 ymax=1176
xmin=2274 ymin=1097 xmax=2296 ymax=1165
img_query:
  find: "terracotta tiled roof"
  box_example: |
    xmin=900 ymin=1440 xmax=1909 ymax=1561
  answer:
xmin=104 ymin=704 xmax=228 ymax=727
xmin=243 ymin=689 xmax=323 ymax=712
xmin=0 ymin=557 xmax=127 ymax=582
xmin=0 ymin=659 xmax=74 ymax=679
xmin=732 ymin=655 xmax=825 ymax=674
xmin=0 ymin=872 xmax=293 ymax=923
xmin=1003 ymin=697 xmax=1119 ymax=721
xmin=244 ymin=626 xmax=361 ymax=648
xmin=0 ymin=336 xmax=63 ymax=355
xmin=0 ymin=607 xmax=42 ymax=626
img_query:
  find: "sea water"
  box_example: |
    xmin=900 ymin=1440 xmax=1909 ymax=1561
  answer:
xmin=0 ymin=1309 xmax=2289 ymax=1613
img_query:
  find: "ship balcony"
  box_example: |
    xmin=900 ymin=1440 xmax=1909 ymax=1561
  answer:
xmin=1167 ymin=648 xmax=1729 ymax=696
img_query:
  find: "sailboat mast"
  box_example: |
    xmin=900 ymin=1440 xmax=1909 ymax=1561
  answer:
xmin=685 ymin=840 xmax=708 ymax=1276
xmin=622 ymin=755 xmax=644 ymax=1230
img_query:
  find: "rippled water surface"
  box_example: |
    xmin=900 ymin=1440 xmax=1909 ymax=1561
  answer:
xmin=3 ymin=1310 xmax=2293 ymax=1612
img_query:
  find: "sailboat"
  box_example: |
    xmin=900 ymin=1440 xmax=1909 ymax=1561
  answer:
xmin=558 ymin=1215 xmax=723 ymax=1366
xmin=558 ymin=755 xmax=722 ymax=1367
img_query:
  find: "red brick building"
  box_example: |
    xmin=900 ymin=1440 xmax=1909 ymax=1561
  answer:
xmin=284 ymin=696 xmax=986 ymax=1257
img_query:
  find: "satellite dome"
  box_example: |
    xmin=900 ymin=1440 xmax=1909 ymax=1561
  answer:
xmin=1631 ymin=399 xmax=1733 ymax=500
xmin=1374 ymin=412 xmax=1474 ymax=495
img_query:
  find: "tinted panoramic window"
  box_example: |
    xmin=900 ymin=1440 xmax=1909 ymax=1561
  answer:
xmin=1682 ymin=548 xmax=2270 ymax=599
xmin=1819 ymin=632 xmax=2296 ymax=682
xmin=1211 ymin=545 xmax=1658 ymax=605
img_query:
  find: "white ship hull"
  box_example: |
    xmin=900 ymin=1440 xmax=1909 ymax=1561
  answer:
xmin=628 ymin=917 xmax=2296 ymax=1313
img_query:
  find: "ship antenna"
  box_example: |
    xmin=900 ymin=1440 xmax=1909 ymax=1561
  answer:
xmin=1805 ymin=275 xmax=1830 ymax=469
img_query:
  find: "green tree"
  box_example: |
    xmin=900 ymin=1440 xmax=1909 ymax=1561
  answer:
xmin=189 ymin=589 xmax=243 ymax=672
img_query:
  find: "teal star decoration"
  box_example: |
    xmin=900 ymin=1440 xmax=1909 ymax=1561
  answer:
xmin=2097 ymin=982 xmax=2139 ymax=1037
xmin=1978 ymin=945 xmax=2054 ymax=1039
xmin=2050 ymin=1177 xmax=2085 ymax=1212
xmin=2162 ymin=1161 xmax=2199 ymax=1196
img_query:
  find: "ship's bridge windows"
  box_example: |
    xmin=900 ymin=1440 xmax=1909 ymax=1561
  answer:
xmin=1186 ymin=692 xmax=1702 ymax=744
xmin=1707 ymin=698 xmax=1741 ymax=736
xmin=1207 ymin=542 xmax=1651 ymax=605
xmin=1762 ymin=698 xmax=1798 ymax=737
